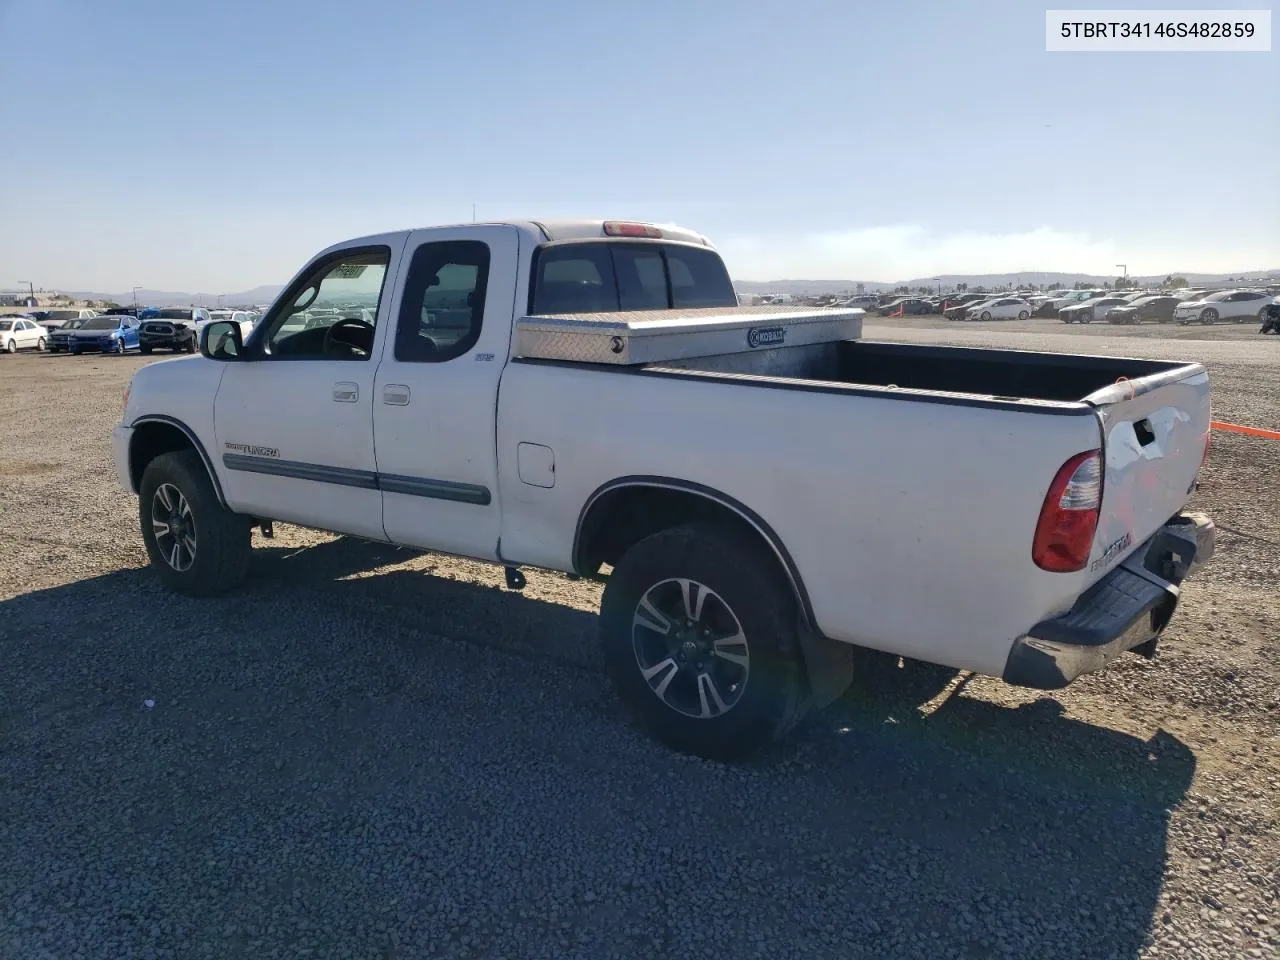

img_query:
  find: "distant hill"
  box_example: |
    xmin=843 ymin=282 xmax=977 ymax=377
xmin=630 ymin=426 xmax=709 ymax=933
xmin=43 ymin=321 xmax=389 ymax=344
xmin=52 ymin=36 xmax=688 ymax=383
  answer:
xmin=57 ymin=285 xmax=283 ymax=307
xmin=734 ymin=269 xmax=1280 ymax=296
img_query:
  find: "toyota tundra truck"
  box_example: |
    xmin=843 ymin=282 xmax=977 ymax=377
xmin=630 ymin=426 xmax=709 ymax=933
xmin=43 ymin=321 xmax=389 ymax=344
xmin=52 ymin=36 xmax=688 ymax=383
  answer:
xmin=111 ymin=219 xmax=1216 ymax=759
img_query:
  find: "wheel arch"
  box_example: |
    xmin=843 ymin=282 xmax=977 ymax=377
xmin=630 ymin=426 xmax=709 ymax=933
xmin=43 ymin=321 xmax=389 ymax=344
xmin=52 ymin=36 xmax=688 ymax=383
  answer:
xmin=129 ymin=415 xmax=227 ymax=507
xmin=573 ymin=476 xmax=817 ymax=631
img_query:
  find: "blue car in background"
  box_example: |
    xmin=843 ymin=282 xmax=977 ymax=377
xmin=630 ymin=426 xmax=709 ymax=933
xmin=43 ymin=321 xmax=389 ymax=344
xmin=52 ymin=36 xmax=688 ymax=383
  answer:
xmin=67 ymin=315 xmax=142 ymax=355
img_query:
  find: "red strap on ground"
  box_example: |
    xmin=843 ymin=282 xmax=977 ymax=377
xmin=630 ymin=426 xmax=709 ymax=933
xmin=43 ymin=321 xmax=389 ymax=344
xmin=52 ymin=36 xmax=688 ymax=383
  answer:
xmin=1211 ymin=420 xmax=1280 ymax=441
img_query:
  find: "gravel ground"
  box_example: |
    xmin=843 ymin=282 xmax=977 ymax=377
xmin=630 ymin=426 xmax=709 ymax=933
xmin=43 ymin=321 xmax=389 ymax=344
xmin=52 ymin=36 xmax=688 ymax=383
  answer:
xmin=1 ymin=323 xmax=1277 ymax=960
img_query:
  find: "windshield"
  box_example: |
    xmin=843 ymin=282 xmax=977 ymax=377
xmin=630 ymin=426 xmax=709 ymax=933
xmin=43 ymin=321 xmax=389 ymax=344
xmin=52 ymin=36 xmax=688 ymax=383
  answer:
xmin=530 ymin=241 xmax=736 ymax=315
xmin=151 ymin=309 xmax=193 ymax=320
xmin=81 ymin=317 xmax=120 ymax=330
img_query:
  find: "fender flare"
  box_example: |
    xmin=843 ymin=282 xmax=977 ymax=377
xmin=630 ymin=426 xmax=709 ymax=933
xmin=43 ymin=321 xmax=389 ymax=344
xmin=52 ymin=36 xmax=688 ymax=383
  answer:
xmin=129 ymin=414 xmax=228 ymax=507
xmin=573 ymin=475 xmax=818 ymax=631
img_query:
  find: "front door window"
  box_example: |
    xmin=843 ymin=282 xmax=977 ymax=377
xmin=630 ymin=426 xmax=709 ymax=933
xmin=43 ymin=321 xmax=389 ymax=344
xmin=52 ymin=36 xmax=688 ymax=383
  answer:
xmin=258 ymin=249 xmax=391 ymax=360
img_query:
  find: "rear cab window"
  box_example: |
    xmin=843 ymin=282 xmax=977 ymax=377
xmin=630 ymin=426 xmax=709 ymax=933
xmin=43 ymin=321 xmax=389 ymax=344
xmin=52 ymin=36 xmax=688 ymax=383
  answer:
xmin=529 ymin=241 xmax=736 ymax=315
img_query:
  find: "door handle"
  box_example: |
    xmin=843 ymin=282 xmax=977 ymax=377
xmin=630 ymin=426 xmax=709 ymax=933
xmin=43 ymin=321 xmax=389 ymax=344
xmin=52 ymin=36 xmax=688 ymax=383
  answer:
xmin=382 ymin=384 xmax=411 ymax=406
xmin=333 ymin=381 xmax=359 ymax=403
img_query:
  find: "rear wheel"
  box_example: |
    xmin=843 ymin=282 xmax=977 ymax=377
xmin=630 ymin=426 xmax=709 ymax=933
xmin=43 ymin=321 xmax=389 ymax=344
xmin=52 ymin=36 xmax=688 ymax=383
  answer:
xmin=139 ymin=450 xmax=252 ymax=597
xmin=36 ymin=337 xmax=46 ymax=351
xmin=1017 ymin=310 xmax=1029 ymax=320
xmin=114 ymin=338 xmax=126 ymax=355
xmin=599 ymin=522 xmax=810 ymax=761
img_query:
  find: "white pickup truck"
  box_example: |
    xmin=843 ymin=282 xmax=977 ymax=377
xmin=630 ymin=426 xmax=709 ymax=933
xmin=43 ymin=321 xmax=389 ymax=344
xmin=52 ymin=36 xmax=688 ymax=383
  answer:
xmin=112 ymin=219 xmax=1216 ymax=759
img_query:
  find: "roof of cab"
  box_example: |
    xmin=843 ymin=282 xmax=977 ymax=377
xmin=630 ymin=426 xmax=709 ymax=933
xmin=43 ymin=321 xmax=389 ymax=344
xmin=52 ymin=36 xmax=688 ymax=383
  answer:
xmin=327 ymin=220 xmax=716 ymax=257
xmin=520 ymin=219 xmax=714 ymax=247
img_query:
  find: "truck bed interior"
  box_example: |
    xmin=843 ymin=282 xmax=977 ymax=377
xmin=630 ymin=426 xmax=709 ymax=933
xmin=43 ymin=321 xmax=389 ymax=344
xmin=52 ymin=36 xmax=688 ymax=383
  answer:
xmin=652 ymin=340 xmax=1189 ymax=404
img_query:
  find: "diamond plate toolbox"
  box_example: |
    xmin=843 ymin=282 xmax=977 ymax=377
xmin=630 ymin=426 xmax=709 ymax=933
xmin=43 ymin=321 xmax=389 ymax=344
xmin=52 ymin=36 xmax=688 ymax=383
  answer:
xmin=513 ymin=306 xmax=864 ymax=365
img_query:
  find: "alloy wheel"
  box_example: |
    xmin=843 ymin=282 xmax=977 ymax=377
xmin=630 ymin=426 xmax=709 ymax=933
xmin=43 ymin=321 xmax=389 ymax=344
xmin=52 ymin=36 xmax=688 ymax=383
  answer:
xmin=632 ymin=578 xmax=750 ymax=720
xmin=151 ymin=482 xmax=197 ymax=572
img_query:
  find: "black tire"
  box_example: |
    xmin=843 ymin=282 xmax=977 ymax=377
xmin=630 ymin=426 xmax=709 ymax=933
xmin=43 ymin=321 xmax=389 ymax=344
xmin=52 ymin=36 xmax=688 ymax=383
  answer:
xmin=599 ymin=522 xmax=810 ymax=761
xmin=1017 ymin=310 xmax=1029 ymax=320
xmin=4 ymin=339 xmax=15 ymax=353
xmin=114 ymin=338 xmax=126 ymax=355
xmin=138 ymin=450 xmax=252 ymax=597
xmin=140 ymin=345 xmax=153 ymax=355
xmin=37 ymin=337 xmax=46 ymax=351
xmin=1201 ymin=309 xmax=1217 ymax=325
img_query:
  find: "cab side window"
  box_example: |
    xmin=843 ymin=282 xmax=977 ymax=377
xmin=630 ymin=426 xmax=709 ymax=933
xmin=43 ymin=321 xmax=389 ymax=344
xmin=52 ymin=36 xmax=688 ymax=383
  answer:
xmin=258 ymin=248 xmax=391 ymax=360
xmin=394 ymin=241 xmax=490 ymax=363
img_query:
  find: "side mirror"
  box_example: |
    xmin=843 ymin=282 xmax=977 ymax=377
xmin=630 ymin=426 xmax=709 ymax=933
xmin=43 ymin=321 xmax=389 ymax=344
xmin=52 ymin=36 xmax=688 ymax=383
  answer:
xmin=200 ymin=320 xmax=243 ymax=361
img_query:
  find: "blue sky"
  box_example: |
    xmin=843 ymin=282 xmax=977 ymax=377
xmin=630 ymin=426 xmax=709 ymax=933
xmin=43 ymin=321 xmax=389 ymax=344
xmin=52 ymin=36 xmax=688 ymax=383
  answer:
xmin=1 ymin=0 xmax=1276 ymax=291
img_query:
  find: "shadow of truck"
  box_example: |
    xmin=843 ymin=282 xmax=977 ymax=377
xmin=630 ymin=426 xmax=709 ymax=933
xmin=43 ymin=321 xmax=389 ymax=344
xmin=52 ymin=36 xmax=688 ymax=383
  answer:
xmin=0 ymin=536 xmax=1193 ymax=959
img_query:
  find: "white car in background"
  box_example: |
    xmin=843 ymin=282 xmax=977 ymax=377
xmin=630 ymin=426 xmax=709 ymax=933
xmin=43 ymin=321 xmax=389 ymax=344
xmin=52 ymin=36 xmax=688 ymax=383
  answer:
xmin=1173 ymin=290 xmax=1276 ymax=325
xmin=1058 ymin=296 xmax=1132 ymax=324
xmin=966 ymin=297 xmax=1032 ymax=321
xmin=37 ymin=308 xmax=99 ymax=331
xmin=0 ymin=316 xmax=48 ymax=353
xmin=207 ymin=310 xmax=257 ymax=339
xmin=1048 ymin=289 xmax=1106 ymax=309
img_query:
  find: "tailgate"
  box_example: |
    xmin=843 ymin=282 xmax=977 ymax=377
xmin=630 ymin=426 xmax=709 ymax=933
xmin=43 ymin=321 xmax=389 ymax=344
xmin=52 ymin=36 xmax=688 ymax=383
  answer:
xmin=1083 ymin=363 xmax=1211 ymax=581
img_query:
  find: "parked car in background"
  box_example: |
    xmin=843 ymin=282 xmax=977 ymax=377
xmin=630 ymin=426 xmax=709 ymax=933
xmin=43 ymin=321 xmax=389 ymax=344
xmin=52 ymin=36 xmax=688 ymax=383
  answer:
xmin=1106 ymin=295 xmax=1183 ymax=324
xmin=35 ymin=308 xmax=99 ymax=331
xmin=1261 ymin=303 xmax=1280 ymax=334
xmin=139 ymin=308 xmax=211 ymax=354
xmin=48 ymin=317 xmax=89 ymax=351
xmin=966 ymin=297 xmax=1032 ymax=321
xmin=1174 ymin=290 xmax=1276 ymax=325
xmin=1059 ymin=296 xmax=1132 ymax=324
xmin=68 ymin=314 xmax=141 ymax=354
xmin=207 ymin=309 xmax=256 ymax=339
xmin=875 ymin=297 xmax=932 ymax=316
xmin=0 ymin=316 xmax=48 ymax=353
xmin=940 ymin=293 xmax=987 ymax=316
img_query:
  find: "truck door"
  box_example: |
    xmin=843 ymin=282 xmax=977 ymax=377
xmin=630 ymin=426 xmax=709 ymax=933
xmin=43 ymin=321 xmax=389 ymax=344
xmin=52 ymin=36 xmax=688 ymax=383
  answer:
xmin=212 ymin=237 xmax=406 ymax=541
xmin=371 ymin=225 xmax=521 ymax=560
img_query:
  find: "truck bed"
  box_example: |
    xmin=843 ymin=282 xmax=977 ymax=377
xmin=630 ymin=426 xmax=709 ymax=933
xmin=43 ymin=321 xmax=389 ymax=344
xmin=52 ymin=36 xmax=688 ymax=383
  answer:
xmin=514 ymin=306 xmax=1196 ymax=406
xmin=647 ymin=340 xmax=1197 ymax=407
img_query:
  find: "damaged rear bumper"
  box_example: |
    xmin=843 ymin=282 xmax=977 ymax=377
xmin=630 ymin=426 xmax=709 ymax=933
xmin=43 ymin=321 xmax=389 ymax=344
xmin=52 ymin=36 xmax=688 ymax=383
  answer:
xmin=1003 ymin=512 xmax=1215 ymax=691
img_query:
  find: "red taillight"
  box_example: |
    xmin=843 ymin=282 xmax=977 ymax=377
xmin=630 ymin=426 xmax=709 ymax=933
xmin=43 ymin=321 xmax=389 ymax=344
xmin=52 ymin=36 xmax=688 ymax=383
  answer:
xmin=603 ymin=221 xmax=662 ymax=238
xmin=1033 ymin=450 xmax=1103 ymax=573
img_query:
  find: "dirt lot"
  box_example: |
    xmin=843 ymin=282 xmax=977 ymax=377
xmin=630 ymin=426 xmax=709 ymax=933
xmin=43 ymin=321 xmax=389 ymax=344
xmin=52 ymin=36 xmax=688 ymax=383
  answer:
xmin=1 ymin=319 xmax=1277 ymax=960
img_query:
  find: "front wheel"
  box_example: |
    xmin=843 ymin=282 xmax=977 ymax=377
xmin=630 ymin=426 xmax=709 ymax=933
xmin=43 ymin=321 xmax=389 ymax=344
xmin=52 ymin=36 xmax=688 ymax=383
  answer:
xmin=139 ymin=450 xmax=252 ymax=597
xmin=140 ymin=346 xmax=153 ymax=355
xmin=980 ymin=311 xmax=991 ymax=321
xmin=4 ymin=339 xmax=15 ymax=354
xmin=599 ymin=522 xmax=811 ymax=761
xmin=1200 ymin=309 xmax=1218 ymax=324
